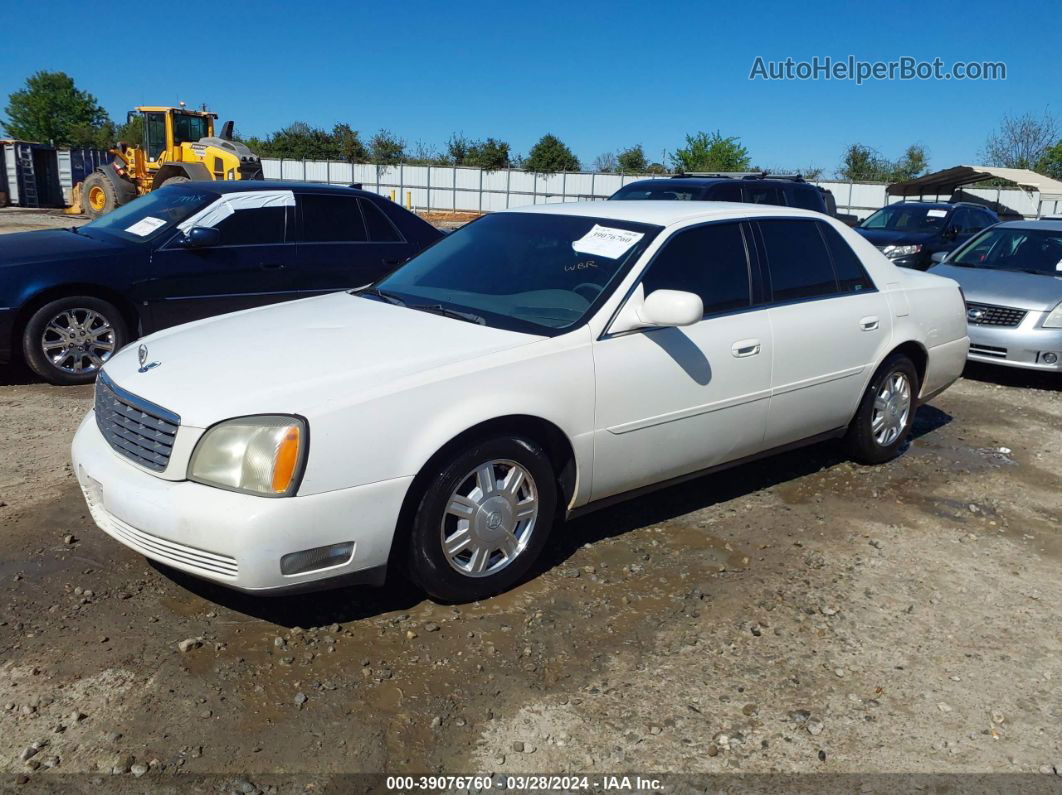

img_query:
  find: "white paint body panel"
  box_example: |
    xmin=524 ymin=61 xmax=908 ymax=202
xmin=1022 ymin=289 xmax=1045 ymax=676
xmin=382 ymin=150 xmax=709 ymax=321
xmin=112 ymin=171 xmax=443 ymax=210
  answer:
xmin=72 ymin=201 xmax=969 ymax=592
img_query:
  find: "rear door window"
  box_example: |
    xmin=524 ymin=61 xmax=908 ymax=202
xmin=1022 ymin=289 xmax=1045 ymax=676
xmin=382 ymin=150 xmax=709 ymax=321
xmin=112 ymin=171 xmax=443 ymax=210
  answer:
xmin=640 ymin=221 xmax=752 ymax=317
xmin=707 ymin=183 xmax=742 ymax=202
xmin=758 ymin=219 xmax=838 ymax=302
xmin=742 ymin=184 xmax=784 ymax=206
xmin=818 ymin=222 xmax=874 ymax=293
xmin=300 ymin=195 xmax=367 ymax=242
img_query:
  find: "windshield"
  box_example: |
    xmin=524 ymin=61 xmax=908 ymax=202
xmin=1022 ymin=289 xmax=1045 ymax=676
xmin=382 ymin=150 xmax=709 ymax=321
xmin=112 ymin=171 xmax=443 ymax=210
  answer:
xmin=370 ymin=212 xmax=661 ymax=335
xmin=611 ymin=183 xmax=707 ymax=201
xmin=81 ymin=186 xmax=218 ymax=243
xmin=949 ymin=226 xmax=1062 ymax=275
xmin=860 ymin=204 xmax=950 ymax=232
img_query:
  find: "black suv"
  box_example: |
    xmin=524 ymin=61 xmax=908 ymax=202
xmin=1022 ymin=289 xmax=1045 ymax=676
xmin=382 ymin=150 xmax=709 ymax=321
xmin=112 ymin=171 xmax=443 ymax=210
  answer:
xmin=853 ymin=201 xmax=999 ymax=270
xmin=609 ymin=172 xmax=853 ymax=222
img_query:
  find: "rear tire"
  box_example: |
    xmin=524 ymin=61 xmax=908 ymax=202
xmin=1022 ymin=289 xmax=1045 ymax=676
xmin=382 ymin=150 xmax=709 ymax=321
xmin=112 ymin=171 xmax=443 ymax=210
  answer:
xmin=407 ymin=435 xmax=557 ymax=602
xmin=844 ymin=354 xmax=919 ymax=465
xmin=22 ymin=296 xmax=129 ymax=386
xmin=81 ymin=172 xmax=119 ymax=219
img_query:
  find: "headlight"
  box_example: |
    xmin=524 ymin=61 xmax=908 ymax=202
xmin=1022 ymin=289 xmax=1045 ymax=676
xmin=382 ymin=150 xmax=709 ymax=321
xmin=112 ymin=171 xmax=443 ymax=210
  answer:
xmin=1045 ymin=302 xmax=1062 ymax=329
xmin=189 ymin=415 xmax=307 ymax=497
xmin=882 ymin=244 xmax=922 ymax=259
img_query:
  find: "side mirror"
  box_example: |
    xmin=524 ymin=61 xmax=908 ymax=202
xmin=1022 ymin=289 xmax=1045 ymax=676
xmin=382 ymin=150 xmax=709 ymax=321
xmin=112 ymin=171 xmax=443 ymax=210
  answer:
xmin=637 ymin=289 xmax=703 ymax=328
xmin=177 ymin=226 xmax=221 ymax=248
xmin=930 ymin=251 xmax=948 ymax=264
xmin=942 ymin=225 xmax=959 ymax=241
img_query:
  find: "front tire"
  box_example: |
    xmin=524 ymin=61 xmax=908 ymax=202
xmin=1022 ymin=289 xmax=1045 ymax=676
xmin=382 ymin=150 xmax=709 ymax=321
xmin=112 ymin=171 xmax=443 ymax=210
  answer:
xmin=81 ymin=172 xmax=119 ymax=219
xmin=844 ymin=354 xmax=919 ymax=464
xmin=407 ymin=435 xmax=557 ymax=602
xmin=22 ymin=296 xmax=129 ymax=385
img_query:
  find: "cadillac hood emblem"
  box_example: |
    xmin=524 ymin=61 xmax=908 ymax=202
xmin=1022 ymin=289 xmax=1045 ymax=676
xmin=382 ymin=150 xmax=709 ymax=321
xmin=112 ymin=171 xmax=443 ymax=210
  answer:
xmin=137 ymin=344 xmax=160 ymax=373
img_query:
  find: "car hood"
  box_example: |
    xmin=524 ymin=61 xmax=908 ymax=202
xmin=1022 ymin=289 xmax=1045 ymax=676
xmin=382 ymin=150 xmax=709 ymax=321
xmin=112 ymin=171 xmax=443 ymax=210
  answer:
xmin=100 ymin=292 xmax=545 ymax=427
xmin=0 ymin=228 xmax=128 ymax=266
xmin=854 ymin=227 xmax=936 ymax=247
xmin=929 ymin=264 xmax=1062 ymax=311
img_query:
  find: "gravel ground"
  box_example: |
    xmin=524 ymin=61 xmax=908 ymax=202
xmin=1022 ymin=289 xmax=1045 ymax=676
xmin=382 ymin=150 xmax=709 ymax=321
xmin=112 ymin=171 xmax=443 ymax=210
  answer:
xmin=0 ymin=210 xmax=1060 ymax=787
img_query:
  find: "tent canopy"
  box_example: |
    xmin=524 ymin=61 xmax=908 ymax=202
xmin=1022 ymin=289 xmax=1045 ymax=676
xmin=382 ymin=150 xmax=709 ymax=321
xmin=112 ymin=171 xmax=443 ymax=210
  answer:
xmin=887 ymin=165 xmax=1062 ymax=201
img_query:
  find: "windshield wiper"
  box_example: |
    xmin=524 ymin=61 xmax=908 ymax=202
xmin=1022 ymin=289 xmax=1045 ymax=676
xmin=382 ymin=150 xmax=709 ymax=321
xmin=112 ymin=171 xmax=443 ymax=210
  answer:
xmin=410 ymin=303 xmax=486 ymax=325
xmin=355 ymin=286 xmax=406 ymax=306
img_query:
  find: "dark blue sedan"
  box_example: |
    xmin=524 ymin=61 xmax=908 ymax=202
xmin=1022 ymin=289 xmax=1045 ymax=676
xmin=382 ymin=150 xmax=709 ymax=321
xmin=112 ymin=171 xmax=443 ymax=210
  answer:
xmin=0 ymin=182 xmax=442 ymax=384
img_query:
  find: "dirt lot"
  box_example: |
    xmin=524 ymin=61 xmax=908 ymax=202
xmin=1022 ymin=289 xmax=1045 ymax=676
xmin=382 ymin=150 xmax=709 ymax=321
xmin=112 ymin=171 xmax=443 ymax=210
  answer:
xmin=0 ymin=210 xmax=1060 ymax=788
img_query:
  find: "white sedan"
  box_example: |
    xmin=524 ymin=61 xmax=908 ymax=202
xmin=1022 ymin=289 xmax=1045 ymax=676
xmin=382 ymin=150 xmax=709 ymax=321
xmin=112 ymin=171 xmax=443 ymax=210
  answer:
xmin=71 ymin=202 xmax=969 ymax=601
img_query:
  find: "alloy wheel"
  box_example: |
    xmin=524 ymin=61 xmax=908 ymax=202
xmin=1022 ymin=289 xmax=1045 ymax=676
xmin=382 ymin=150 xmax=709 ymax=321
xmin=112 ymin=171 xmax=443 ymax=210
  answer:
xmin=40 ymin=308 xmax=117 ymax=375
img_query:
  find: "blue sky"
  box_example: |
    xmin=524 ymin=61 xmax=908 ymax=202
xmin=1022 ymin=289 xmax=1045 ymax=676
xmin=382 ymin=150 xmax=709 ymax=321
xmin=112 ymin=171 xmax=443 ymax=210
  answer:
xmin=2 ymin=0 xmax=1058 ymax=175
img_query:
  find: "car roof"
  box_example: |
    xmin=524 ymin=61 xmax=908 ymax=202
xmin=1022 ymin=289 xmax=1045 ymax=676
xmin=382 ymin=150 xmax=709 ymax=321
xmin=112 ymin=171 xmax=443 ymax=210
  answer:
xmin=504 ymin=200 xmax=825 ymax=226
xmin=172 ymin=180 xmax=372 ymax=197
xmin=621 ymin=177 xmax=814 ymax=188
xmin=995 ymin=218 xmax=1062 ymax=232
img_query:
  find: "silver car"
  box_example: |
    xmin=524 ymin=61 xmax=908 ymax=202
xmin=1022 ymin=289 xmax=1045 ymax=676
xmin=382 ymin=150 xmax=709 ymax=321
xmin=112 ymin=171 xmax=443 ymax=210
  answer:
xmin=930 ymin=220 xmax=1062 ymax=372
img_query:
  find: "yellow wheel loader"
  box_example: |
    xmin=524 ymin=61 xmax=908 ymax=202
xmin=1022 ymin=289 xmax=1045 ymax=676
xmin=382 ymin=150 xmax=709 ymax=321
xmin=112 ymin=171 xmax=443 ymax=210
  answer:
xmin=72 ymin=105 xmax=262 ymax=218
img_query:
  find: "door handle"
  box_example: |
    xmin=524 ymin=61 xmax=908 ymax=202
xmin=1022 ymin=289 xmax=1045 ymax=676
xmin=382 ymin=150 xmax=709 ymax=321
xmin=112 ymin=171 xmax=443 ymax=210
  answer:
xmin=731 ymin=339 xmax=761 ymax=358
xmin=382 ymin=257 xmax=403 ymax=267
xmin=259 ymin=262 xmax=285 ymax=270
xmin=860 ymin=316 xmax=880 ymax=331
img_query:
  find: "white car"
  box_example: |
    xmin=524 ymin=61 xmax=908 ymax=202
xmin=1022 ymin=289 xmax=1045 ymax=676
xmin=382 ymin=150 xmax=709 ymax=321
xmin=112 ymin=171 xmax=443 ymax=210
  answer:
xmin=71 ymin=202 xmax=969 ymax=601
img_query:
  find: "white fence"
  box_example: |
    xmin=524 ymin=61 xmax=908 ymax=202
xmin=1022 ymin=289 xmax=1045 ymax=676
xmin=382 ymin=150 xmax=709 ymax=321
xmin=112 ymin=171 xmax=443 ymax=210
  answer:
xmin=260 ymin=159 xmax=1062 ymax=220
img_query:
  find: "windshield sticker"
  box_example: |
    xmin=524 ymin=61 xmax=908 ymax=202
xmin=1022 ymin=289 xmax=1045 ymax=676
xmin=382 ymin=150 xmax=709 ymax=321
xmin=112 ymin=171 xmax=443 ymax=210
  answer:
xmin=124 ymin=216 xmax=167 ymax=236
xmin=572 ymin=225 xmax=645 ymax=259
xmin=926 ymin=209 xmax=948 ymax=218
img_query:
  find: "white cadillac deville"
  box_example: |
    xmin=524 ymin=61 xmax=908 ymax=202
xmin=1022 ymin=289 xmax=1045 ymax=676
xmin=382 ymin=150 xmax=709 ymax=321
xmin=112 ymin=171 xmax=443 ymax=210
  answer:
xmin=72 ymin=202 xmax=969 ymax=601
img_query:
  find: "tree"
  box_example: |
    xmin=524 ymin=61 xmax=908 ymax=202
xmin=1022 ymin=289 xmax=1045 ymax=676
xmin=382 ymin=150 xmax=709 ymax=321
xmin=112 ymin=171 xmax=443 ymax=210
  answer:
xmin=446 ymin=133 xmax=511 ymax=170
xmin=369 ymin=129 xmax=405 ymax=166
xmin=645 ymin=162 xmax=668 ymax=174
xmin=982 ymin=111 xmax=1060 ymax=170
xmin=465 ymin=137 xmax=510 ymax=171
xmin=838 ymin=143 xmax=929 ymax=182
xmin=523 ymin=134 xmax=580 ymax=173
xmin=332 ymin=123 xmax=369 ymax=162
xmin=1038 ymin=140 xmax=1062 ymax=180
xmin=593 ymin=152 xmax=617 ymax=173
xmin=891 ymin=144 xmax=929 ymax=182
xmin=3 ymin=71 xmax=109 ymax=146
xmin=617 ymin=145 xmax=648 ymax=173
xmin=670 ymin=131 xmax=750 ymax=173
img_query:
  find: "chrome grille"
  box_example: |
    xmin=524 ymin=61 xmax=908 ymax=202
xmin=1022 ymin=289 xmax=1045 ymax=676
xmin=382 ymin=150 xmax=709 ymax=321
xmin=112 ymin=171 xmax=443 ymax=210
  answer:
xmin=965 ymin=302 xmax=1027 ymax=327
xmin=94 ymin=373 xmax=180 ymax=472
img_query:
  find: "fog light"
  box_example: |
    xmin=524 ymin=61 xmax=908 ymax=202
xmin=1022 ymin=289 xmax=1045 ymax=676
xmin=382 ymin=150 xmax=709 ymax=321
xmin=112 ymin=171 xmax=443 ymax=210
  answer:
xmin=280 ymin=542 xmax=355 ymax=575
xmin=1043 ymin=352 xmax=1058 ymax=364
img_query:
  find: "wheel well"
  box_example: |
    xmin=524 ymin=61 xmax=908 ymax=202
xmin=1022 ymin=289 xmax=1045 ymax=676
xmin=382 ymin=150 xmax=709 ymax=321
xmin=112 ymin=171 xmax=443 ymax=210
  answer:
xmin=889 ymin=341 xmax=928 ymax=391
xmin=11 ymin=285 xmax=139 ymax=358
xmin=389 ymin=415 xmax=578 ymax=570
xmin=152 ymin=162 xmax=211 ymax=189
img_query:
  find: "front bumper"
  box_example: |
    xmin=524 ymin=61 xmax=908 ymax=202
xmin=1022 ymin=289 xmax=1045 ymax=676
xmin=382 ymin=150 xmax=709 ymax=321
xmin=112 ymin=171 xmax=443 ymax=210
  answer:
xmin=71 ymin=413 xmax=413 ymax=593
xmin=967 ymin=314 xmax=1062 ymax=372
